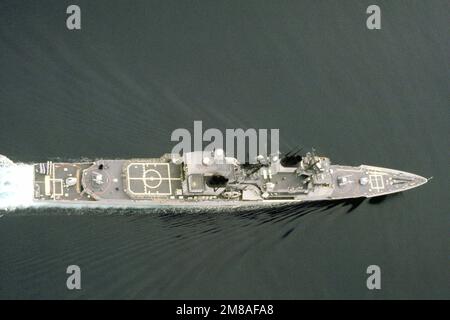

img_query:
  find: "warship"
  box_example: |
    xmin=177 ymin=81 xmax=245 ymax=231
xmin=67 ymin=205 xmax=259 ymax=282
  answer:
xmin=0 ymin=150 xmax=428 ymax=208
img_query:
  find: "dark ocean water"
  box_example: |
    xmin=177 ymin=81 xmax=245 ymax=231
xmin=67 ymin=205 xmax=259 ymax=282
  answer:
xmin=0 ymin=0 xmax=448 ymax=299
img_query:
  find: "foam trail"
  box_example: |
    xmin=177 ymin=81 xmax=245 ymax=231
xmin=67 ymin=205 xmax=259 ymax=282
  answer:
xmin=0 ymin=158 xmax=34 ymax=210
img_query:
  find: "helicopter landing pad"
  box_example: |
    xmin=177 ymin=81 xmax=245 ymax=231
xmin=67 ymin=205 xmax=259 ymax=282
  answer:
xmin=125 ymin=162 xmax=182 ymax=197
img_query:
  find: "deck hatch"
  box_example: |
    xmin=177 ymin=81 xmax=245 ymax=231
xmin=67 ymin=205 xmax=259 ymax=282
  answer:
xmin=369 ymin=174 xmax=385 ymax=190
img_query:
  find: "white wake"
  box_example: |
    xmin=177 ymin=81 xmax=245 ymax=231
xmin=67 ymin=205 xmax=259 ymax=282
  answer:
xmin=0 ymin=156 xmax=34 ymax=210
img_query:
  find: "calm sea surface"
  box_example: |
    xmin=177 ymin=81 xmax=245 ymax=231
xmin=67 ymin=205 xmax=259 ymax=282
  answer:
xmin=0 ymin=0 xmax=448 ymax=299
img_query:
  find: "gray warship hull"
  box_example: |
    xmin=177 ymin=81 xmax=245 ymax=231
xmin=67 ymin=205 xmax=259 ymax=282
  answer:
xmin=22 ymin=150 xmax=428 ymax=209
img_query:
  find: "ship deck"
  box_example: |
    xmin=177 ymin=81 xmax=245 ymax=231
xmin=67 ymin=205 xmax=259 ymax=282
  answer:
xmin=34 ymin=162 xmax=93 ymax=201
xmin=34 ymin=158 xmax=184 ymax=202
xmin=123 ymin=160 xmax=182 ymax=199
